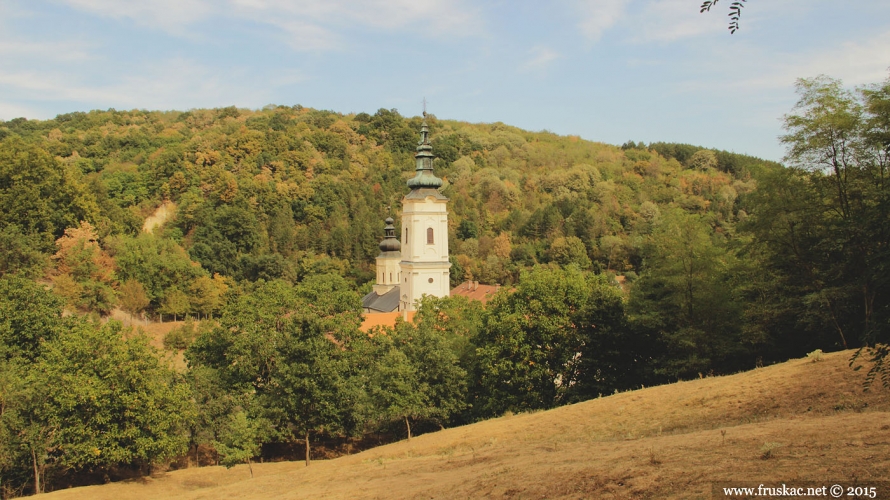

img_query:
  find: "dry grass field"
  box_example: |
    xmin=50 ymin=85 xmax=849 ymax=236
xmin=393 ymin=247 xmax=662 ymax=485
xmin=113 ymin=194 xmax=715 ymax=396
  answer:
xmin=44 ymin=350 xmax=890 ymax=499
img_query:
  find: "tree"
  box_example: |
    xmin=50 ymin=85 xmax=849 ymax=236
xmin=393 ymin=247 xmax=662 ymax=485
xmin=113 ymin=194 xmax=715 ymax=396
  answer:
xmin=160 ymin=288 xmax=190 ymax=321
xmin=0 ymin=224 xmax=47 ymax=277
xmin=265 ymin=319 xmax=348 ymax=466
xmin=474 ymin=266 xmax=631 ymax=417
xmin=107 ymin=233 xmax=207 ymax=312
xmin=186 ymin=278 xmax=363 ymax=466
xmin=264 ymin=275 xmax=362 ymax=465
xmin=0 ymin=137 xmax=99 ymax=244
xmin=365 ymin=341 xmax=425 ymax=440
xmin=213 ymin=410 xmax=264 ymax=477
xmin=547 ymin=236 xmax=591 ymax=269
xmin=629 ymin=208 xmax=748 ymax=379
xmin=15 ymin=319 xmax=189 ymax=493
xmin=189 ymin=274 xmax=229 ymax=319
xmin=457 ymin=219 xmax=479 ymax=240
xmin=362 ymin=302 xmax=468 ymax=439
xmin=51 ymin=221 xmax=117 ymax=315
xmin=752 ymin=74 xmax=890 ymax=384
xmin=688 ymin=149 xmax=718 ymax=171
xmin=0 ymin=277 xmax=64 ymax=494
xmin=119 ymin=279 xmax=150 ymax=322
xmin=0 ymin=276 xmax=63 ymax=362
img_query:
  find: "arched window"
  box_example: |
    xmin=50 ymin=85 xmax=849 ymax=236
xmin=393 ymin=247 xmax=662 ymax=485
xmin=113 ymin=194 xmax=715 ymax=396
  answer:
xmin=427 ymin=227 xmax=434 ymax=244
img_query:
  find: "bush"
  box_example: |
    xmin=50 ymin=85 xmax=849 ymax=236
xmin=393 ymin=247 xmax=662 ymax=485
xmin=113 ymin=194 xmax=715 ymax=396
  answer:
xmin=163 ymin=319 xmax=197 ymax=350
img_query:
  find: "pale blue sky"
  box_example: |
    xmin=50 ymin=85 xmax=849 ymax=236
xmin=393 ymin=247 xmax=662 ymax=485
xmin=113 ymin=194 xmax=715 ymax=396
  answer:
xmin=2 ymin=1 xmax=889 ymax=161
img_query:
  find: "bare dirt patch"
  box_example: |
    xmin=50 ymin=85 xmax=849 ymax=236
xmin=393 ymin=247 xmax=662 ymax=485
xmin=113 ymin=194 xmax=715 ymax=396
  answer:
xmin=142 ymin=201 xmax=175 ymax=234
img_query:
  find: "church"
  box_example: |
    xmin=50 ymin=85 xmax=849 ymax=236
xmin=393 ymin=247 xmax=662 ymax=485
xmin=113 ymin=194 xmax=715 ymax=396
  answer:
xmin=361 ymin=113 xmax=452 ymax=314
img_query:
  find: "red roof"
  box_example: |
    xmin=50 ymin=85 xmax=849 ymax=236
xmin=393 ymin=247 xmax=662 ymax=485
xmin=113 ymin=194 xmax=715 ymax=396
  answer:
xmin=360 ymin=310 xmax=415 ymax=332
xmin=359 ymin=281 xmax=505 ymax=332
xmin=450 ymin=281 xmax=503 ymax=304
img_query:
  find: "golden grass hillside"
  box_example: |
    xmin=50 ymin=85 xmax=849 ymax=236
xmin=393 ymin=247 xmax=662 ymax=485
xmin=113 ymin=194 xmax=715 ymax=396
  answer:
xmin=46 ymin=350 xmax=890 ymax=499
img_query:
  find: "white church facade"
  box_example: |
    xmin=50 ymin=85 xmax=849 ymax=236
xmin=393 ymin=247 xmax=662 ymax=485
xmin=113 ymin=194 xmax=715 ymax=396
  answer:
xmin=361 ymin=113 xmax=451 ymax=313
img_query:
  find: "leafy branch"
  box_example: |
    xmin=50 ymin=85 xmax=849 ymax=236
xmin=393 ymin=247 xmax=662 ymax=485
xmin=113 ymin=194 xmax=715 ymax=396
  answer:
xmin=700 ymin=0 xmax=747 ymax=34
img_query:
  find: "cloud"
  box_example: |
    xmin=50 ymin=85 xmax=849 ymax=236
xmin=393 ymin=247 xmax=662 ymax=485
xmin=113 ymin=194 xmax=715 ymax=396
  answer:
xmin=575 ymin=0 xmax=630 ymax=42
xmin=269 ymin=69 xmax=308 ymax=87
xmin=0 ymin=58 xmax=274 ymax=114
xmin=628 ymin=0 xmax=724 ymax=43
xmin=520 ymin=46 xmax=562 ymax=73
xmin=55 ymin=0 xmax=212 ymax=34
xmin=231 ymin=0 xmax=481 ymax=37
xmin=53 ymin=0 xmax=483 ymax=52
xmin=790 ymin=32 xmax=890 ymax=86
xmin=679 ymin=30 xmax=890 ymax=93
xmin=0 ymin=101 xmax=43 ymax=121
xmin=57 ymin=0 xmax=482 ymax=48
xmin=0 ymin=40 xmax=94 ymax=63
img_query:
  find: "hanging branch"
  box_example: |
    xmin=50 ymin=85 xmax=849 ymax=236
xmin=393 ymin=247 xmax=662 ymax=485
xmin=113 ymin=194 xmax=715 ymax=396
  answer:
xmin=700 ymin=0 xmax=747 ymax=34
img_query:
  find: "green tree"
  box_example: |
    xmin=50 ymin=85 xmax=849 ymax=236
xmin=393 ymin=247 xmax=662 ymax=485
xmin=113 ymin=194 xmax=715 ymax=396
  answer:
xmin=189 ymin=274 xmax=229 ymax=319
xmin=0 ymin=276 xmax=63 ymax=362
xmin=747 ymin=74 xmax=890 ymax=384
xmin=119 ymin=279 xmax=150 ymax=322
xmin=266 ymin=320 xmax=350 ymax=466
xmin=629 ymin=208 xmax=748 ymax=378
xmin=17 ymin=319 xmax=189 ymax=493
xmin=187 ymin=278 xmax=363 ymax=466
xmin=546 ymin=236 xmax=591 ymax=269
xmin=474 ymin=266 xmax=631 ymax=417
xmin=0 ymin=224 xmax=47 ymax=277
xmin=365 ymin=341 xmax=425 ymax=440
xmin=362 ymin=304 xmax=468 ymax=439
xmin=107 ymin=233 xmax=207 ymax=312
xmin=688 ymin=149 xmax=718 ymax=171
xmin=160 ymin=288 xmax=190 ymax=321
xmin=0 ymin=137 xmax=99 ymax=245
xmin=213 ymin=410 xmax=264 ymax=477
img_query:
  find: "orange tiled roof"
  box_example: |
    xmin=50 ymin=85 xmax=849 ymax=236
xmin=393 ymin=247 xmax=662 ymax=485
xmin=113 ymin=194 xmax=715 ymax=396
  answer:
xmin=450 ymin=281 xmax=503 ymax=304
xmin=360 ymin=310 xmax=415 ymax=332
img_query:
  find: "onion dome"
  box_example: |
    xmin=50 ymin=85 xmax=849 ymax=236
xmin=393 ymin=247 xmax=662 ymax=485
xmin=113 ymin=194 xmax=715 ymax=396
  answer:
xmin=406 ymin=113 xmax=444 ymax=190
xmin=378 ymin=217 xmax=401 ymax=253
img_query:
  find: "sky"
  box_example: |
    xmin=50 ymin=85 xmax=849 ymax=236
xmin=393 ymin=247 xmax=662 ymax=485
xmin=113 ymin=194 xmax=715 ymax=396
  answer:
xmin=1 ymin=1 xmax=889 ymax=162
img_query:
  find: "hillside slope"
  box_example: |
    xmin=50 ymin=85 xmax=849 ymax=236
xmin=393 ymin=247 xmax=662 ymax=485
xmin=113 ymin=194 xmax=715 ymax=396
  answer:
xmin=46 ymin=350 xmax=890 ymax=499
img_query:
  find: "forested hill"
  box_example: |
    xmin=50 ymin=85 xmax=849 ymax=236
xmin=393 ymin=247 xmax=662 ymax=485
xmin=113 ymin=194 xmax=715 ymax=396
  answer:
xmin=0 ymin=105 xmax=776 ymax=292
xmin=2 ymin=75 xmax=890 ymax=495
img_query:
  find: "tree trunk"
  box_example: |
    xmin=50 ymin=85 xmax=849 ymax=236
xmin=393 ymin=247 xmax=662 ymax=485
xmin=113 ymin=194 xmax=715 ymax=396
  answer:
xmin=305 ymin=431 xmax=311 ymax=467
xmin=247 ymin=457 xmax=253 ymax=478
xmin=31 ymin=447 xmax=40 ymax=495
xmin=405 ymin=416 xmax=412 ymax=441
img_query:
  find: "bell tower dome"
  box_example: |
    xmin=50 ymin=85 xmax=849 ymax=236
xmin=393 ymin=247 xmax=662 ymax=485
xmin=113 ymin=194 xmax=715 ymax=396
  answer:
xmin=373 ymin=217 xmax=402 ymax=296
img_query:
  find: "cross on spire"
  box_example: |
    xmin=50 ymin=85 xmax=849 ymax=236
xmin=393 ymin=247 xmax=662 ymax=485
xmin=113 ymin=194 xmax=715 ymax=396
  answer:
xmin=422 ymin=97 xmax=427 ymax=117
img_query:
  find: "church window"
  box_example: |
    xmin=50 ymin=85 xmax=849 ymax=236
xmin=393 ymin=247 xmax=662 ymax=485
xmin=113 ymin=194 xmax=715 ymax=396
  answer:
xmin=427 ymin=227 xmax=434 ymax=244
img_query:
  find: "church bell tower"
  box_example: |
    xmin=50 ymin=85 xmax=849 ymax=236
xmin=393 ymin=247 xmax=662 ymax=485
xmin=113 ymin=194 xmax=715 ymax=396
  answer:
xmin=400 ymin=112 xmax=451 ymax=311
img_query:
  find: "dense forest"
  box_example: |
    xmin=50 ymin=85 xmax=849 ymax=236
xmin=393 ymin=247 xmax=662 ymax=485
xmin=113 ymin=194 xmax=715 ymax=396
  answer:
xmin=0 ymin=73 xmax=888 ymax=496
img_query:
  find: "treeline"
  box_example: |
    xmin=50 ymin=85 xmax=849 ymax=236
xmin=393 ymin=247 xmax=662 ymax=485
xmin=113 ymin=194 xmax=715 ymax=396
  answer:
xmin=0 ymin=74 xmax=889 ymax=495
xmin=0 ymin=266 xmax=645 ymax=496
